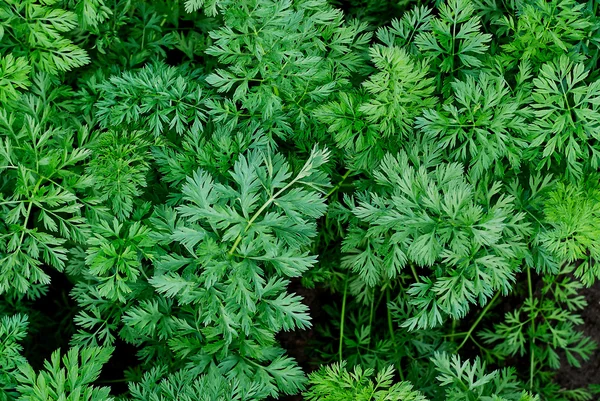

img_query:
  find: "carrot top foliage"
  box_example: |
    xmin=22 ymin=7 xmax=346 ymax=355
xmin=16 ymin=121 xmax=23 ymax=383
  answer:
xmin=1 ymin=0 xmax=600 ymax=400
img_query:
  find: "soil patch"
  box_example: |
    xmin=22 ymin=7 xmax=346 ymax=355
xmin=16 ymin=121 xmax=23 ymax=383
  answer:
xmin=557 ymin=281 xmax=600 ymax=390
xmin=276 ymin=280 xmax=329 ymax=401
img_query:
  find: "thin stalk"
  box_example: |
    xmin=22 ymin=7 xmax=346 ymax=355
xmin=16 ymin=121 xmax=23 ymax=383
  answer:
xmin=365 ymin=288 xmax=387 ymax=351
xmin=18 ymin=178 xmax=43 ymax=246
xmin=374 ymin=287 xmax=386 ymax=310
xmin=228 ymin=171 xmax=302 ymax=255
xmin=386 ymin=287 xmax=404 ymax=380
xmin=386 ymin=290 xmax=396 ymax=345
xmin=444 ymin=331 xmax=469 ymax=338
xmin=456 ymin=291 xmax=500 ymax=351
xmin=96 ymin=379 xmax=129 ymax=384
xmin=339 ymin=274 xmax=349 ymax=362
xmin=229 ymin=153 xmax=330 ymax=256
xmin=450 ymin=318 xmax=458 ymax=343
xmin=367 ymin=289 xmax=375 ymax=350
xmin=410 ymin=263 xmax=419 ymax=282
xmin=527 ymin=266 xmax=535 ymax=391
xmin=325 ymin=170 xmax=352 ymax=199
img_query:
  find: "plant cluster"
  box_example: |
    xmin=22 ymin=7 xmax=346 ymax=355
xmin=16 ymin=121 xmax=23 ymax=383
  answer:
xmin=1 ymin=0 xmax=600 ymax=400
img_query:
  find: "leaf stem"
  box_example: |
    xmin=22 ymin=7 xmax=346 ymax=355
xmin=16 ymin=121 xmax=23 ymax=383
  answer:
xmin=450 ymin=318 xmax=458 ymax=342
xmin=97 ymin=378 xmax=129 ymax=384
xmin=410 ymin=263 xmax=419 ymax=282
xmin=228 ymin=151 xmax=325 ymax=256
xmin=339 ymin=273 xmax=349 ymax=363
xmin=456 ymin=291 xmax=500 ymax=351
xmin=386 ymin=287 xmax=404 ymax=380
xmin=228 ymin=179 xmax=294 ymax=255
xmin=444 ymin=331 xmax=469 ymax=338
xmin=325 ymin=170 xmax=351 ymax=199
xmin=367 ymin=288 xmax=375 ymax=350
xmin=527 ymin=266 xmax=535 ymax=391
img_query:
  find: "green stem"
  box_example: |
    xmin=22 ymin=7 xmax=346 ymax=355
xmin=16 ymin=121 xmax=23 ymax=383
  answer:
xmin=456 ymin=291 xmax=500 ymax=351
xmin=367 ymin=289 xmax=375 ymax=350
xmin=18 ymin=177 xmax=43 ymax=246
xmin=339 ymin=274 xmax=349 ymax=363
xmin=410 ymin=263 xmax=419 ymax=282
xmin=527 ymin=266 xmax=535 ymax=391
xmin=450 ymin=318 xmax=458 ymax=342
xmin=444 ymin=331 xmax=469 ymax=338
xmin=326 ymin=170 xmax=352 ymax=199
xmin=527 ymin=265 xmax=533 ymax=302
xmin=229 ymin=171 xmax=303 ymax=255
xmin=97 ymin=378 xmax=129 ymax=384
xmin=386 ymin=287 xmax=404 ymax=380
xmin=228 ymin=197 xmax=273 ymax=255
xmin=229 ymin=154 xmax=331 ymax=256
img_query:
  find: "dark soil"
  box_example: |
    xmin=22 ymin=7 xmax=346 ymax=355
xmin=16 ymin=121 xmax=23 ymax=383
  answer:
xmin=557 ymin=281 xmax=600 ymax=390
xmin=278 ymin=274 xmax=600 ymax=400
xmin=20 ymin=269 xmax=600 ymax=400
xmin=27 ymin=268 xmax=77 ymax=369
xmin=276 ymin=281 xmax=329 ymax=401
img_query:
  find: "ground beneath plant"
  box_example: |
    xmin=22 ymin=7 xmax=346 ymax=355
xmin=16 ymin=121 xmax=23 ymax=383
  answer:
xmin=275 ymin=280 xmax=327 ymax=401
xmin=277 ymin=279 xmax=600 ymax=400
xmin=25 ymin=269 xmax=600 ymax=399
xmin=557 ymin=281 xmax=600 ymax=391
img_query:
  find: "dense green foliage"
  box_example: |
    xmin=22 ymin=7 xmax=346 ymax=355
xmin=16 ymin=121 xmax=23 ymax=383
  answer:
xmin=1 ymin=0 xmax=600 ymax=400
